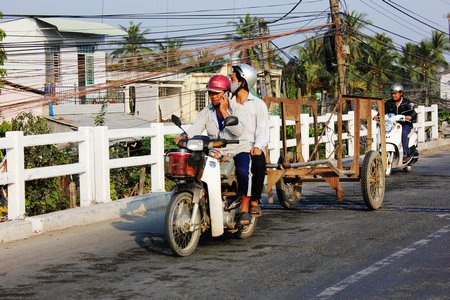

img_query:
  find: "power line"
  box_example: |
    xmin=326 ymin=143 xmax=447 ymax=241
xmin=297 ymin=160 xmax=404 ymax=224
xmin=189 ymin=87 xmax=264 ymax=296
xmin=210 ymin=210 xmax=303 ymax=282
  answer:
xmin=381 ymin=0 xmax=448 ymax=35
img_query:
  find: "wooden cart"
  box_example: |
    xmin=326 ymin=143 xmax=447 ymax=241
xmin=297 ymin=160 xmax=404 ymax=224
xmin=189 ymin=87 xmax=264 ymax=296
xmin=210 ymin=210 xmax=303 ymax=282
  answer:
xmin=263 ymin=95 xmax=387 ymax=210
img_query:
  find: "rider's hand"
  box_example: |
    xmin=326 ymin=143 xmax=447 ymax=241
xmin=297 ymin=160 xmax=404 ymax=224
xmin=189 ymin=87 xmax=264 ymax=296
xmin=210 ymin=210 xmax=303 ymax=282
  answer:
xmin=174 ymin=134 xmax=187 ymax=145
xmin=405 ymin=115 xmax=412 ymax=121
xmin=219 ymin=93 xmax=229 ymax=117
xmin=250 ymin=147 xmax=262 ymax=156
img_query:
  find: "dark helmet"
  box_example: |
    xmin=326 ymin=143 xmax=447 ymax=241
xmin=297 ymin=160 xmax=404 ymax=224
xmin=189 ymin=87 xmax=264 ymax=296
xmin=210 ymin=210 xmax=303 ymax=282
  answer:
xmin=390 ymin=83 xmax=404 ymax=94
xmin=232 ymin=63 xmax=257 ymax=89
xmin=207 ymin=75 xmax=231 ymax=93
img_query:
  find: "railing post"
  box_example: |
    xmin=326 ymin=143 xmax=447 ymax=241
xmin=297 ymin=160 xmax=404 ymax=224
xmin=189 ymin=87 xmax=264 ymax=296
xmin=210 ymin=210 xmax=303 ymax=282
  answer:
xmin=151 ymin=123 xmax=165 ymax=192
xmin=325 ymin=113 xmax=334 ymax=159
xmin=78 ymin=127 xmax=95 ymax=207
xmin=431 ymin=104 xmax=438 ymax=140
xmin=300 ymin=114 xmax=310 ymax=160
xmin=268 ymin=115 xmax=281 ymax=164
xmin=347 ymin=111 xmax=355 ymax=157
xmin=93 ymin=126 xmax=111 ymax=203
xmin=416 ymin=105 xmax=425 ymax=142
xmin=5 ymin=131 xmax=25 ymax=220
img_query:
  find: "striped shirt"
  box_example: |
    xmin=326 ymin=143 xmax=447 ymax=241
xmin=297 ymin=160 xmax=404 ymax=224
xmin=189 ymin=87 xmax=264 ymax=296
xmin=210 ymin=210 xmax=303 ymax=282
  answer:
xmin=186 ymin=98 xmax=250 ymax=156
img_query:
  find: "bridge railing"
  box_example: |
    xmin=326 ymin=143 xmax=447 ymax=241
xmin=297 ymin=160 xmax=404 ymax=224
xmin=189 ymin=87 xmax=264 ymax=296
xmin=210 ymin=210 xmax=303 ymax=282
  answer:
xmin=0 ymin=104 xmax=438 ymax=220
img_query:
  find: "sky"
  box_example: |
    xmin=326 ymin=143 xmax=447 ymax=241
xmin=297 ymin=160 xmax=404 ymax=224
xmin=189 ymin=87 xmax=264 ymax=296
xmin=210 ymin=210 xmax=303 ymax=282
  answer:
xmin=0 ymin=0 xmax=449 ymax=59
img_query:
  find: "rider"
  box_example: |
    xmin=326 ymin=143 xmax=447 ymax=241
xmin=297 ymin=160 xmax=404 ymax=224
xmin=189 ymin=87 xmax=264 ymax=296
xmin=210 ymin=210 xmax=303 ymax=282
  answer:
xmin=385 ymin=83 xmax=417 ymax=163
xmin=230 ymin=63 xmax=269 ymax=225
xmin=175 ymin=74 xmax=252 ymax=216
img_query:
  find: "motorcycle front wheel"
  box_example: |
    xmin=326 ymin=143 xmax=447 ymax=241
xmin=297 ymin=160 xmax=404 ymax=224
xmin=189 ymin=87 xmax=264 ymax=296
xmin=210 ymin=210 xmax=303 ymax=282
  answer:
xmin=165 ymin=192 xmax=201 ymax=257
xmin=385 ymin=151 xmax=394 ymax=176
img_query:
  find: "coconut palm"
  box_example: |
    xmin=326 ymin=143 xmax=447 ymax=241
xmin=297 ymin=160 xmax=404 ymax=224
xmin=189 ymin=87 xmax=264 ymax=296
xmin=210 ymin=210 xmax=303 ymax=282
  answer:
xmin=226 ymin=14 xmax=262 ymax=68
xmin=401 ymin=31 xmax=449 ymax=104
xmin=360 ymin=34 xmax=398 ymax=96
xmin=156 ymin=39 xmax=183 ymax=69
xmin=184 ymin=49 xmax=227 ymax=73
xmin=110 ymin=21 xmax=154 ymax=69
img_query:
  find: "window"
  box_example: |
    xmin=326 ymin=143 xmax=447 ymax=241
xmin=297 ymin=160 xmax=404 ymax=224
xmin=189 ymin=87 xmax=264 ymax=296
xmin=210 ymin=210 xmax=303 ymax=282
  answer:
xmin=195 ymin=90 xmax=207 ymax=111
xmin=77 ymin=45 xmax=95 ymax=86
xmin=45 ymin=45 xmax=60 ymax=84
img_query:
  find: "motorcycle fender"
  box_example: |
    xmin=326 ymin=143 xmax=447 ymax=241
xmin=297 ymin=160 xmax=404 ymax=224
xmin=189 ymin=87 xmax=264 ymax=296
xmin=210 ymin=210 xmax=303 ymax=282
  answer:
xmin=201 ymin=156 xmax=224 ymax=237
xmin=385 ymin=143 xmax=396 ymax=152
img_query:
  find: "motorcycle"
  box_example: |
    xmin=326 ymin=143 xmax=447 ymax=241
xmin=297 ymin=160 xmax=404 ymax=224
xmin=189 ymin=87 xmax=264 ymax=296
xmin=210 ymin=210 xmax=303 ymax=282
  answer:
xmin=378 ymin=113 xmax=419 ymax=176
xmin=164 ymin=115 xmax=257 ymax=256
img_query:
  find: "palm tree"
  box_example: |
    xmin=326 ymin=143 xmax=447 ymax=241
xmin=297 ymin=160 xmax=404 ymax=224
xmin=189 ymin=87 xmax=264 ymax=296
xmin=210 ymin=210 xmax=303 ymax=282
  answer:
xmin=401 ymin=31 xmax=449 ymax=104
xmin=156 ymin=39 xmax=183 ymax=69
xmin=109 ymin=21 xmax=154 ymax=69
xmin=226 ymin=14 xmax=261 ymax=68
xmin=184 ymin=49 xmax=227 ymax=73
xmin=360 ymin=34 xmax=398 ymax=96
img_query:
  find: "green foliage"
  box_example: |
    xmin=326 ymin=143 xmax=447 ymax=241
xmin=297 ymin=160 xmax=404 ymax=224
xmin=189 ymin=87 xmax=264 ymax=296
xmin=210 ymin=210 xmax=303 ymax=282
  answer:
xmin=0 ymin=11 xmax=6 ymax=77
xmin=9 ymin=112 xmax=75 ymax=216
xmin=94 ymin=101 xmax=108 ymax=126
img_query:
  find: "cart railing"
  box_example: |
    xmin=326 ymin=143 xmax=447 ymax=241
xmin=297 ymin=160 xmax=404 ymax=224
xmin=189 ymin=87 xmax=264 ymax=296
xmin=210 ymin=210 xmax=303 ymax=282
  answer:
xmin=267 ymin=104 xmax=438 ymax=164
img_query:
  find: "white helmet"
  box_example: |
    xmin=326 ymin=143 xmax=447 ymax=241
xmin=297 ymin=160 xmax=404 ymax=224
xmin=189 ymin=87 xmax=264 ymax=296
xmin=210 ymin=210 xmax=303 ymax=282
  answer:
xmin=390 ymin=83 xmax=404 ymax=94
xmin=232 ymin=63 xmax=257 ymax=89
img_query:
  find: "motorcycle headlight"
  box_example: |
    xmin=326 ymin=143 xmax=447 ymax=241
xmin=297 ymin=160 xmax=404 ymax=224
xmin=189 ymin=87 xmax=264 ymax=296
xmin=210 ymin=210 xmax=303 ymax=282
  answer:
xmin=186 ymin=139 xmax=205 ymax=151
xmin=385 ymin=120 xmax=393 ymax=133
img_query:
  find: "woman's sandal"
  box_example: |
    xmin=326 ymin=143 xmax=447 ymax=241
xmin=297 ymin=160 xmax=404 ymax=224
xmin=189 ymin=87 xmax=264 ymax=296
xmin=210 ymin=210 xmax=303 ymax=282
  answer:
xmin=239 ymin=212 xmax=251 ymax=226
xmin=250 ymin=204 xmax=262 ymax=217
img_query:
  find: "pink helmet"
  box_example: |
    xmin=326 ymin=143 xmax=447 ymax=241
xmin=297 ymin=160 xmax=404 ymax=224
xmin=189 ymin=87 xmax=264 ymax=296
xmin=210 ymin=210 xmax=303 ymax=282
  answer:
xmin=207 ymin=75 xmax=230 ymax=93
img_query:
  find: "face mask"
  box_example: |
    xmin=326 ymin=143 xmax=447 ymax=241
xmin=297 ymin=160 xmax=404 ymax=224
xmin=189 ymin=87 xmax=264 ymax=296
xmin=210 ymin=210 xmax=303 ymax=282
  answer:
xmin=230 ymin=82 xmax=240 ymax=94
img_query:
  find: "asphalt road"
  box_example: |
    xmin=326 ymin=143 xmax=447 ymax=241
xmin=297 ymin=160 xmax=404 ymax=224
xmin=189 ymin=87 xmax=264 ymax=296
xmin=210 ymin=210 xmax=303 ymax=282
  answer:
xmin=1 ymin=145 xmax=449 ymax=299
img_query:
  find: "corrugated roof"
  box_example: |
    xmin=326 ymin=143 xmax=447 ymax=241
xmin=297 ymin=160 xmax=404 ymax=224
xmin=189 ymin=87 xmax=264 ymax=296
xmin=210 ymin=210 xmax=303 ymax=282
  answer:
xmin=37 ymin=17 xmax=127 ymax=36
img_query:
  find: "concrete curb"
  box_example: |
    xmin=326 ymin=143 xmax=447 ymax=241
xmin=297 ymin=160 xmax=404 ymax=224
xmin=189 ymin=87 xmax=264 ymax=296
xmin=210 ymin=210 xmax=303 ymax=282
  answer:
xmin=418 ymin=138 xmax=450 ymax=152
xmin=0 ymin=192 xmax=171 ymax=244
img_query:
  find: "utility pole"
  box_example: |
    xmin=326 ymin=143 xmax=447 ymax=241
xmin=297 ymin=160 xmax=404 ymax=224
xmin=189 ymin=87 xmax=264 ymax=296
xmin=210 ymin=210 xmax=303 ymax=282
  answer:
xmin=329 ymin=0 xmax=347 ymax=97
xmin=259 ymin=19 xmax=274 ymax=97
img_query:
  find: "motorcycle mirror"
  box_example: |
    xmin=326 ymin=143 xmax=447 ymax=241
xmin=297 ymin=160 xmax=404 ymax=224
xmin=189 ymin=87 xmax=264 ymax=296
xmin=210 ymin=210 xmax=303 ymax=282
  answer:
xmin=171 ymin=114 xmax=182 ymax=127
xmin=171 ymin=114 xmax=188 ymax=136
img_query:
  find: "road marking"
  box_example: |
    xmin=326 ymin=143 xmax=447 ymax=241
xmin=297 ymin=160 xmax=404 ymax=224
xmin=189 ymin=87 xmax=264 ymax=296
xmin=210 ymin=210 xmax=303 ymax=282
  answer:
xmin=314 ymin=224 xmax=450 ymax=299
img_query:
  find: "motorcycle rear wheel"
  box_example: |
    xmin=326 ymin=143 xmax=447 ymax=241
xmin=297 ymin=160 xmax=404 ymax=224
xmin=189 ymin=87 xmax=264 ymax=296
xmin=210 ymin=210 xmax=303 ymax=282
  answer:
xmin=165 ymin=192 xmax=201 ymax=257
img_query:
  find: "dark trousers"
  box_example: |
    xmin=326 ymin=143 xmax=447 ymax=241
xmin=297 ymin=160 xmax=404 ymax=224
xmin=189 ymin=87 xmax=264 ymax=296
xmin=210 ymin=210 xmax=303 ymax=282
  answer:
xmin=402 ymin=124 xmax=412 ymax=157
xmin=251 ymin=152 xmax=266 ymax=201
xmin=234 ymin=152 xmax=251 ymax=197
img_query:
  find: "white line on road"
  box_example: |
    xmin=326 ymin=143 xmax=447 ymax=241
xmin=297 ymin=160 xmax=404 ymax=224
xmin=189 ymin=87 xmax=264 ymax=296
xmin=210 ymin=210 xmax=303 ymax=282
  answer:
xmin=314 ymin=224 xmax=450 ymax=299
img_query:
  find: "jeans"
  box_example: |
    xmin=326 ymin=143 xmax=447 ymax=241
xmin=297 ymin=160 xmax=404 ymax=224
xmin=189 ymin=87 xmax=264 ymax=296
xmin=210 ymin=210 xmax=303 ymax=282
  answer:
xmin=402 ymin=123 xmax=412 ymax=157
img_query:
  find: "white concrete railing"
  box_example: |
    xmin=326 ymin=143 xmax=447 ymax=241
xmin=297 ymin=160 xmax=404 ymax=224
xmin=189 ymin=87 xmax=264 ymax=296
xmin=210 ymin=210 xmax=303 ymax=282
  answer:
xmin=0 ymin=104 xmax=438 ymax=220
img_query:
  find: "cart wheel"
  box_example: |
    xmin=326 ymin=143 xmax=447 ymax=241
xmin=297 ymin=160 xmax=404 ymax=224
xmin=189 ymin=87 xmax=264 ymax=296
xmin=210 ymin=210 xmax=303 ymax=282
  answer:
xmin=361 ymin=150 xmax=385 ymax=210
xmin=276 ymin=177 xmax=302 ymax=209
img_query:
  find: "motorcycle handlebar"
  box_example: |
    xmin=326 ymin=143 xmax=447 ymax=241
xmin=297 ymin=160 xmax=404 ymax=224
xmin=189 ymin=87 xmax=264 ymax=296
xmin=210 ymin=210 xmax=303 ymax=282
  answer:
xmin=226 ymin=140 xmax=240 ymax=144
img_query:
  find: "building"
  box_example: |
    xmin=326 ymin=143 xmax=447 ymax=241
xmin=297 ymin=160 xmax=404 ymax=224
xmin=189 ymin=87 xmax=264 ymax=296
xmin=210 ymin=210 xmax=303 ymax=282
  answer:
xmin=437 ymin=69 xmax=450 ymax=101
xmin=0 ymin=17 xmax=126 ymax=120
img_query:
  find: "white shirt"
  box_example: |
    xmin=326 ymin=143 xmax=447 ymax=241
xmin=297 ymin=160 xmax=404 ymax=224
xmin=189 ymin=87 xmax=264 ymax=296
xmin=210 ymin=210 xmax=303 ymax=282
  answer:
xmin=233 ymin=93 xmax=270 ymax=152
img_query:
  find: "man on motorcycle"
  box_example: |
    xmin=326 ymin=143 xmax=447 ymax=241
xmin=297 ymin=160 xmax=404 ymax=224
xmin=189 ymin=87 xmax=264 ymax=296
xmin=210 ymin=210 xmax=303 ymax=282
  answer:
xmin=230 ymin=64 xmax=269 ymax=225
xmin=385 ymin=83 xmax=417 ymax=163
xmin=175 ymin=74 xmax=252 ymax=223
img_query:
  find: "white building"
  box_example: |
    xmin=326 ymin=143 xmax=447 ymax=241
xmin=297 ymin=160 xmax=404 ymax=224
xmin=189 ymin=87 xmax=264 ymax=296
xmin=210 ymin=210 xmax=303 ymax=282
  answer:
xmin=0 ymin=17 xmax=126 ymax=120
xmin=437 ymin=70 xmax=450 ymax=100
